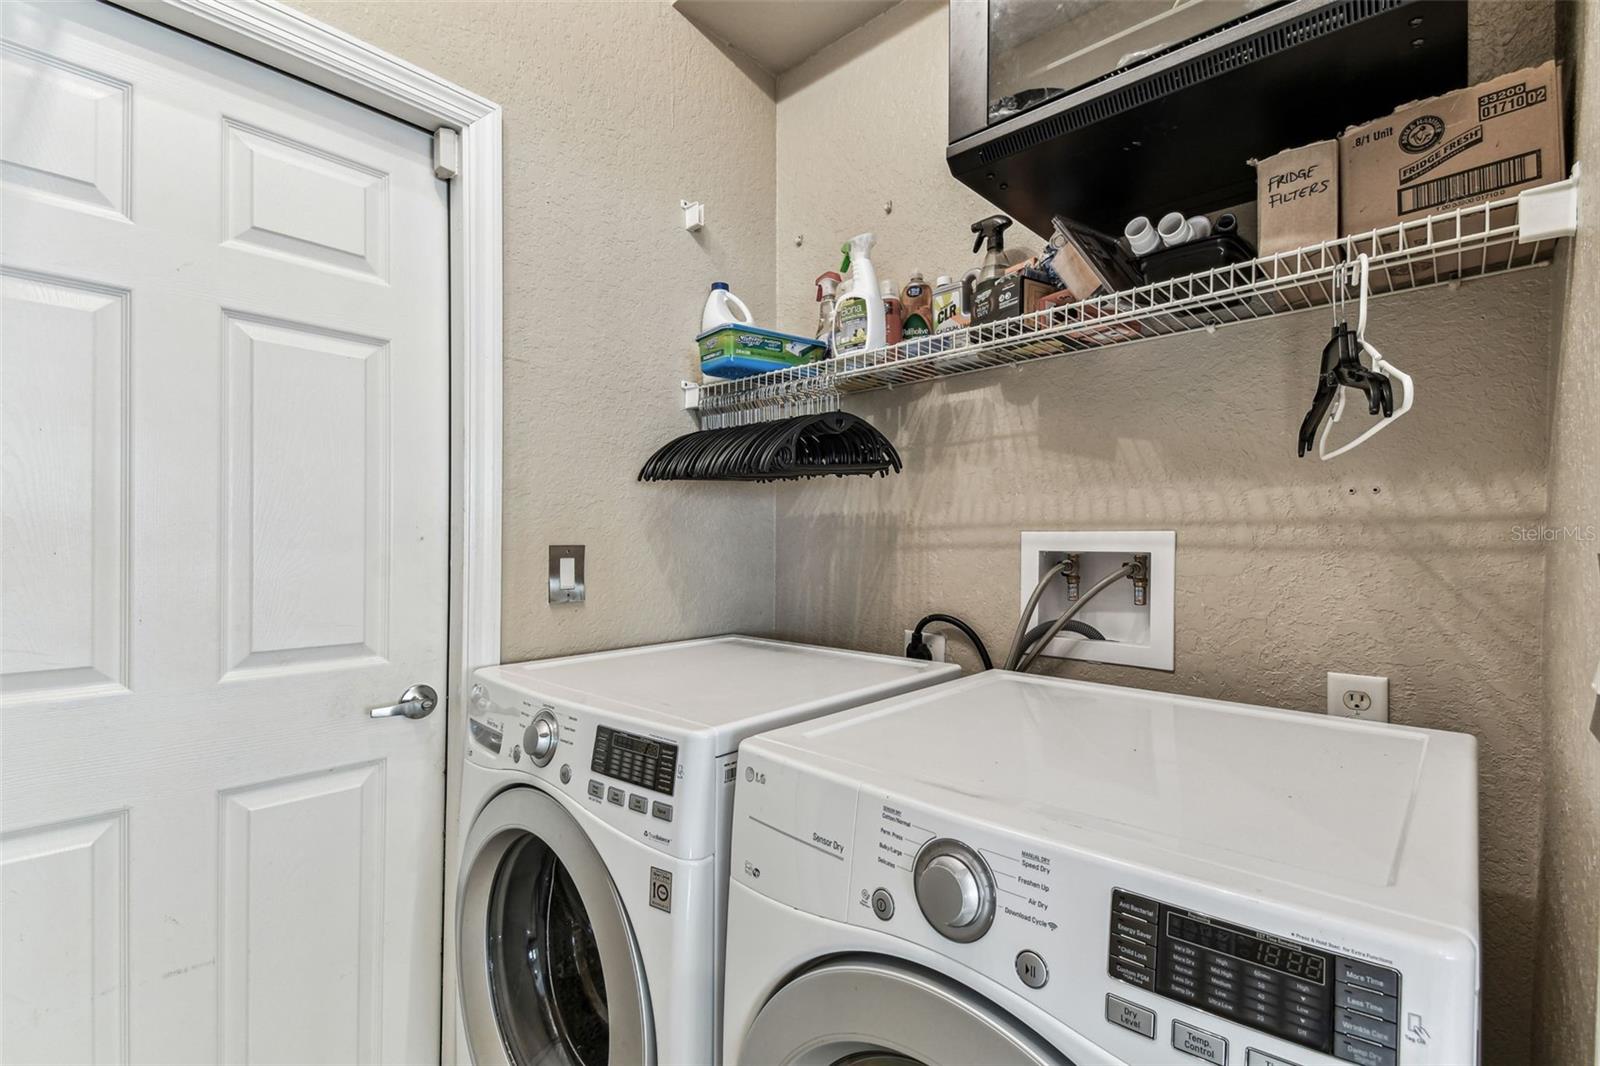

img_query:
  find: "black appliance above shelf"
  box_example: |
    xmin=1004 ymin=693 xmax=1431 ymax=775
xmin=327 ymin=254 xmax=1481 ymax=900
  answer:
xmin=947 ymin=0 xmax=1468 ymax=236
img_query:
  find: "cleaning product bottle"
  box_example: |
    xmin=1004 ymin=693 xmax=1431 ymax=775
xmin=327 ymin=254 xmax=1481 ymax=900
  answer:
xmin=932 ymin=274 xmax=964 ymax=332
xmin=701 ymin=281 xmax=753 ymax=332
xmin=965 ymin=215 xmax=1012 ymax=322
xmin=901 ymin=273 xmax=933 ymax=338
xmin=814 ymin=271 xmax=842 ymax=349
xmin=881 ymin=279 xmax=904 ymax=346
xmin=831 ymin=233 xmax=885 ymax=356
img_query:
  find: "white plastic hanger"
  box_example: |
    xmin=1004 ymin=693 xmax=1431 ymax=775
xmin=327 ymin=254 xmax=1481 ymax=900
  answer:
xmin=1319 ymin=253 xmax=1415 ymax=461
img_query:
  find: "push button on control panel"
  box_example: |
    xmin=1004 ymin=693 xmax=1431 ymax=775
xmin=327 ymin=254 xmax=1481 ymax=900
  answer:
xmin=1173 ymin=1020 xmax=1228 ymax=1065
xmin=1014 ymin=951 xmax=1048 ymax=989
xmin=870 ymin=888 xmax=894 ymax=921
xmin=1334 ymin=1035 xmax=1396 ymax=1066
xmin=628 ymin=793 xmax=647 ymax=814
xmin=606 ymin=785 xmax=625 ymax=806
xmin=1245 ymin=1050 xmax=1303 ymax=1066
xmin=1334 ymin=1009 xmax=1396 ymax=1048
xmin=1335 ymin=984 xmax=1398 ymax=1023
xmin=651 ymin=801 xmax=673 ymax=822
xmin=586 ymin=779 xmax=603 ymax=800
xmin=1105 ymin=993 xmax=1155 ymax=1039
xmin=1335 ymin=960 xmax=1399 ymax=997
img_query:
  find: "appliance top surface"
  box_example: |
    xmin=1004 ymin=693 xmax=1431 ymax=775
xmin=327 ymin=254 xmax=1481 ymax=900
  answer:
xmin=757 ymin=671 xmax=1477 ymax=900
xmin=477 ymin=636 xmax=959 ymax=738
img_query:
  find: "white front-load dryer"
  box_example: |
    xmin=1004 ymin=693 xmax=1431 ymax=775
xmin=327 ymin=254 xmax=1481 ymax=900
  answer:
xmin=453 ymin=636 xmax=959 ymax=1065
xmin=724 ymin=671 xmax=1481 ymax=1066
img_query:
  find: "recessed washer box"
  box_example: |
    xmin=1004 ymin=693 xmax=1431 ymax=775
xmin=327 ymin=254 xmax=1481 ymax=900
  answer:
xmin=1019 ymin=531 xmax=1175 ymax=671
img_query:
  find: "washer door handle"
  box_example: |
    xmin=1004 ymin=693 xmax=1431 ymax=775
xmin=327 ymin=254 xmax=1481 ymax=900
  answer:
xmin=370 ymin=684 xmax=437 ymax=720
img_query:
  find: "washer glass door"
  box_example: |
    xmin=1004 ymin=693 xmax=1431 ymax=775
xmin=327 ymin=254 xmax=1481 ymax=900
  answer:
xmin=740 ymin=957 xmax=1071 ymax=1066
xmin=488 ymin=835 xmax=610 ymax=1064
xmin=459 ymin=787 xmax=652 ymax=1066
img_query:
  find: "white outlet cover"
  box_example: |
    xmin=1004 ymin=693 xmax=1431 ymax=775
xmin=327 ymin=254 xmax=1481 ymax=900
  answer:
xmin=1019 ymin=531 xmax=1175 ymax=671
xmin=1327 ymin=672 xmax=1389 ymax=722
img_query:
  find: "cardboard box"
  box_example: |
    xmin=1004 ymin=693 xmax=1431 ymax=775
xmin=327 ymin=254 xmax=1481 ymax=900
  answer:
xmin=1340 ymin=61 xmax=1564 ymax=234
xmin=1254 ymin=139 xmax=1340 ymax=256
xmin=972 ymin=272 xmax=1055 ymax=325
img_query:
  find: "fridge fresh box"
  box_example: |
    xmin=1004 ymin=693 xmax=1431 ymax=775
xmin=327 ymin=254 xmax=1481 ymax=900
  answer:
xmin=698 ymin=324 xmax=827 ymax=379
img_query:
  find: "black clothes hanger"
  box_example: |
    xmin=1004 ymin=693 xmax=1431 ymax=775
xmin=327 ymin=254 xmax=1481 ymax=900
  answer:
xmin=1297 ymin=261 xmax=1395 ymax=458
xmin=1297 ymin=324 xmax=1394 ymax=457
xmin=639 ymin=411 xmax=902 ymax=482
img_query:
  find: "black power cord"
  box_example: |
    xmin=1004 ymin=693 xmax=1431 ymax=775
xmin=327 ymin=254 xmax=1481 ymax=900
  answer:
xmin=906 ymin=613 xmax=994 ymax=670
xmin=1017 ymin=618 xmax=1106 ymax=661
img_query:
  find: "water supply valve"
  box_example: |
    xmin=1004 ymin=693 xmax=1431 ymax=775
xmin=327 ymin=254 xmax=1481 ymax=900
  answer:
xmin=1064 ymin=553 xmax=1081 ymax=601
xmin=1128 ymin=554 xmax=1151 ymax=607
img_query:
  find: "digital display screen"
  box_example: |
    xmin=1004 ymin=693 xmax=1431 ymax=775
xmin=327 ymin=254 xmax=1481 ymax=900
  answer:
xmin=590 ymin=725 xmax=677 ymax=795
xmin=1167 ymin=913 xmax=1328 ymax=985
xmin=610 ymin=733 xmax=660 ymax=758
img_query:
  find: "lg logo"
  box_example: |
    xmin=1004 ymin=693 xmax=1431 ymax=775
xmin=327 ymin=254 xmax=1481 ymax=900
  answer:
xmin=745 ymin=766 xmax=766 ymax=785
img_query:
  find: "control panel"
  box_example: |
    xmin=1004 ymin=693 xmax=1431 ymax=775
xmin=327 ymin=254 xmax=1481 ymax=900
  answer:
xmin=1109 ymin=890 xmax=1405 ymax=1066
xmin=465 ymin=677 xmax=706 ymax=858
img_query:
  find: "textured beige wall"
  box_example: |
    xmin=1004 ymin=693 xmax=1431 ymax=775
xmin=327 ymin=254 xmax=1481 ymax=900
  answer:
xmin=290 ymin=0 xmax=780 ymax=660
xmin=1535 ymin=3 xmax=1600 ymax=1063
xmin=774 ymin=4 xmax=1558 ymax=1060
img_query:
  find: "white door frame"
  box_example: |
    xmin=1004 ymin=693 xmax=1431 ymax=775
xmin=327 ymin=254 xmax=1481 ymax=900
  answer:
xmin=108 ymin=0 xmax=502 ymax=1053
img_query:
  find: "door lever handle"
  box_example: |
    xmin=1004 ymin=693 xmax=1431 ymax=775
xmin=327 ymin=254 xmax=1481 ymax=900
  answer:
xmin=370 ymin=684 xmax=438 ymax=720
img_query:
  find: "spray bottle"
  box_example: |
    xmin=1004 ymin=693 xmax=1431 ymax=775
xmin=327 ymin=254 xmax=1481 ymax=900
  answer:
xmin=964 ymin=215 xmax=1013 ymax=319
xmin=814 ymin=271 xmax=842 ymax=349
xmin=831 ymin=233 xmax=885 ymax=355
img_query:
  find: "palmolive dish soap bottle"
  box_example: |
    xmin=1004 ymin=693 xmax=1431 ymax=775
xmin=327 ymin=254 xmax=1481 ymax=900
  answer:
xmin=830 ymin=233 xmax=885 ymax=356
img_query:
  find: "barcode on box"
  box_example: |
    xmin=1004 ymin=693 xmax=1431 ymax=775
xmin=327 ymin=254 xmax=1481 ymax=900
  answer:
xmin=1398 ymin=150 xmax=1542 ymax=215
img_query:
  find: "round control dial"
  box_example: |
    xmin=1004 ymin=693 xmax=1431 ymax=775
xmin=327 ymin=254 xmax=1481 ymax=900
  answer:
xmin=913 ymin=839 xmax=996 ymax=942
xmin=524 ymin=711 xmax=560 ymax=767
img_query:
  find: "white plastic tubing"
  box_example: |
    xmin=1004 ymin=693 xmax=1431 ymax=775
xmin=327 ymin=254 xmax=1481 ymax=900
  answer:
xmin=1125 ymin=212 xmax=1214 ymax=253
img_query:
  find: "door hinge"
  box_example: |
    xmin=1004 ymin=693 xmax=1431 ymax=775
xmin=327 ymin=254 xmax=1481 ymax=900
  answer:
xmin=433 ymin=127 xmax=460 ymax=180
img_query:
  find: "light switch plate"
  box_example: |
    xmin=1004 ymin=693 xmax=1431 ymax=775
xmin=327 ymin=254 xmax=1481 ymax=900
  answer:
xmin=548 ymin=545 xmax=585 ymax=604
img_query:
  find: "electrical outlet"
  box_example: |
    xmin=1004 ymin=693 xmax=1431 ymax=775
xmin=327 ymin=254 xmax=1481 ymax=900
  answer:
xmin=905 ymin=630 xmax=946 ymax=663
xmin=1327 ymin=672 xmax=1389 ymax=722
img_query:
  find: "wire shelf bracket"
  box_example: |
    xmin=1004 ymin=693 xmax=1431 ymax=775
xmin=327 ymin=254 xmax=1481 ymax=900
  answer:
xmin=685 ymin=173 xmax=1580 ymax=425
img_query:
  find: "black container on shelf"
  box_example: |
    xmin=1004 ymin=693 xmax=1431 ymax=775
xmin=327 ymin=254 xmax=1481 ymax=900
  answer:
xmin=1137 ymin=233 xmax=1259 ymax=285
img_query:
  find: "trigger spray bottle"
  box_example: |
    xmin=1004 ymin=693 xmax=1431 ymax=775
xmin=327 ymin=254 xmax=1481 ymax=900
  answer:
xmin=814 ymin=271 xmax=842 ymax=350
xmin=831 ymin=233 xmax=885 ymax=356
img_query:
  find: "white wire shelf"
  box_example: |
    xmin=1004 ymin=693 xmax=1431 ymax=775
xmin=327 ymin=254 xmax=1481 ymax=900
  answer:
xmin=687 ymin=174 xmax=1579 ymax=427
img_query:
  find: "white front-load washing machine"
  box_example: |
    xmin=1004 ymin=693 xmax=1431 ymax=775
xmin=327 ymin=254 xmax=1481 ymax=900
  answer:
xmin=454 ymin=636 xmax=959 ymax=1065
xmin=724 ymin=671 xmax=1481 ymax=1066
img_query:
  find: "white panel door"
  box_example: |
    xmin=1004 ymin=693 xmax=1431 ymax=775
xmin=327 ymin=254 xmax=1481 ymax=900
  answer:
xmin=0 ymin=2 xmax=450 ymax=1062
